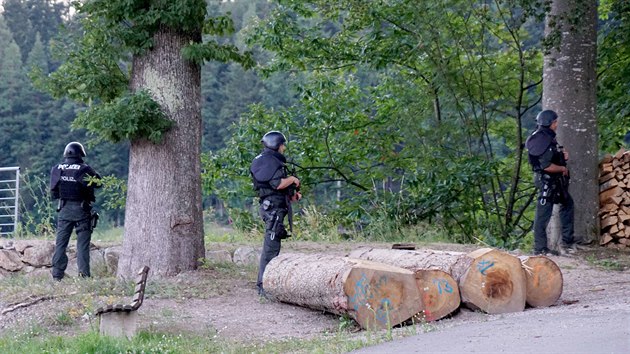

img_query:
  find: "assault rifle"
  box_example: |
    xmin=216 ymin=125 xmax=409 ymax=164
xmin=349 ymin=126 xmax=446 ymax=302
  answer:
xmin=285 ymin=160 xmax=301 ymax=235
xmin=286 ymin=160 xmax=301 ymax=199
xmin=557 ymin=145 xmax=570 ymax=201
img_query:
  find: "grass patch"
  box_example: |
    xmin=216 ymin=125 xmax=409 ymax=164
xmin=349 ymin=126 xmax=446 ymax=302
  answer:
xmin=0 ymin=326 xmax=396 ymax=354
xmin=582 ymin=246 xmax=630 ymax=271
xmin=586 ymin=255 xmax=626 ymax=271
xmin=91 ymin=226 xmax=124 ymax=244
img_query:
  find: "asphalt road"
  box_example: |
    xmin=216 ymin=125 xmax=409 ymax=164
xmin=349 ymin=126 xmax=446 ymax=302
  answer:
xmin=353 ymin=307 xmax=630 ymax=354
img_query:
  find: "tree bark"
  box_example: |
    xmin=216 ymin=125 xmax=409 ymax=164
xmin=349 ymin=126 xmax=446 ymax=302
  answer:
xmin=263 ymin=253 xmax=448 ymax=330
xmin=543 ymin=0 xmax=599 ymax=245
xmin=118 ymin=26 xmax=205 ymax=278
xmin=349 ymin=247 xmax=527 ymax=314
xmin=518 ymin=255 xmax=563 ymax=307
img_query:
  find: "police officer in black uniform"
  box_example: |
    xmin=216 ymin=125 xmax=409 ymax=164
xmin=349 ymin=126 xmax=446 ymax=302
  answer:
xmin=50 ymin=142 xmax=101 ymax=280
xmin=526 ymin=110 xmax=576 ymax=256
xmin=250 ymin=131 xmax=301 ymax=297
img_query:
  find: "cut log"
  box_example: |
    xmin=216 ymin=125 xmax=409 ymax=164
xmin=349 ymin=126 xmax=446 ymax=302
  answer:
xmin=600 ymin=234 xmax=613 ymax=245
xmin=599 ymin=178 xmax=619 ymax=192
xmin=614 ymin=147 xmax=626 ymax=160
xmin=599 ymin=172 xmax=616 ymax=184
xmin=348 ymin=247 xmax=527 ymax=314
xmin=263 ymin=253 xmax=426 ymax=330
xmin=601 ymin=203 xmax=618 ymax=214
xmin=600 ymin=186 xmax=624 ymax=205
xmin=610 ymin=224 xmax=619 ymax=234
xmin=412 ymin=269 xmax=460 ymax=322
xmin=601 ymin=215 xmax=619 ymax=229
xmin=518 ymin=256 xmax=563 ymax=308
xmin=599 ymin=154 xmax=613 ymax=165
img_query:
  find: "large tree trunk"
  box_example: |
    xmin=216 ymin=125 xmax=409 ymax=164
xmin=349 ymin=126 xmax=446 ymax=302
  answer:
xmin=543 ymin=0 xmax=599 ymax=245
xmin=118 ymin=26 xmax=205 ymax=278
xmin=263 ymin=253 xmax=459 ymax=330
xmin=349 ymin=248 xmax=527 ymax=314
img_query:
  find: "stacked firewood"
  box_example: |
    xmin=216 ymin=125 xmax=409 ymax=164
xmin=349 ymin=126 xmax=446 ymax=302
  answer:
xmin=599 ymin=147 xmax=630 ymax=248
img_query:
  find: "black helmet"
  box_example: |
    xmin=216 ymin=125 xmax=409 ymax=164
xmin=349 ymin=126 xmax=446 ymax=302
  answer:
xmin=63 ymin=142 xmax=86 ymax=158
xmin=536 ymin=110 xmax=558 ymax=127
xmin=261 ymin=131 xmax=287 ymax=151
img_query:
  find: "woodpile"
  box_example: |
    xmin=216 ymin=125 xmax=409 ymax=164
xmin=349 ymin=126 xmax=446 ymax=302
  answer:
xmin=598 ymin=147 xmax=630 ymax=249
xmin=264 ymin=247 xmax=563 ymax=330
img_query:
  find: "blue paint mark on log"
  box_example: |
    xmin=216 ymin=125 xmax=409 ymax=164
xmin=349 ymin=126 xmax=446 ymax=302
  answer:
xmin=347 ymin=272 xmax=391 ymax=326
xmin=477 ymin=259 xmax=495 ymax=275
xmin=432 ymin=278 xmax=454 ymax=294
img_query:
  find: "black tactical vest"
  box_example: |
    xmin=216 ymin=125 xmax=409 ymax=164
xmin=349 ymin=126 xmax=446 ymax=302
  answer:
xmin=50 ymin=159 xmax=97 ymax=202
xmin=250 ymin=149 xmax=287 ymax=199
xmin=525 ymin=127 xmax=562 ymax=173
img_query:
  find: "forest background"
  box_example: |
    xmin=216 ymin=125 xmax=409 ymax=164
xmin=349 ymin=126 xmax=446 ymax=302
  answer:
xmin=0 ymin=0 xmax=628 ymax=250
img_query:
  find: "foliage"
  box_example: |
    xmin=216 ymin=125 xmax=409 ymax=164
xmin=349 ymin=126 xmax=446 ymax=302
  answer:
xmin=34 ymin=0 xmax=254 ymax=145
xmin=17 ymin=171 xmax=56 ymax=238
xmin=2 ymin=0 xmax=627 ymax=249
xmin=91 ymin=175 xmax=127 ymax=211
xmin=73 ymin=90 xmax=172 ymax=144
xmin=0 ymin=1 xmax=289 ymax=234
xmin=597 ymin=0 xmax=630 ymax=153
xmin=205 ymin=0 xmax=547 ymax=247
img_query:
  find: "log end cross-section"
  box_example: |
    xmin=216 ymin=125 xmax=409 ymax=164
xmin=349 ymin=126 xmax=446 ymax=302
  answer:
xmin=458 ymin=248 xmax=526 ymax=314
xmin=343 ymin=259 xmax=424 ymax=330
xmin=518 ymin=255 xmax=563 ymax=308
xmin=414 ymin=269 xmax=461 ymax=322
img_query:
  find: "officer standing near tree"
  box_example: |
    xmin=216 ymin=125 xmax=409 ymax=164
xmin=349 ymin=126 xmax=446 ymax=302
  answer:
xmin=50 ymin=142 xmax=101 ymax=281
xmin=250 ymin=131 xmax=301 ymax=297
xmin=526 ymin=110 xmax=578 ymax=256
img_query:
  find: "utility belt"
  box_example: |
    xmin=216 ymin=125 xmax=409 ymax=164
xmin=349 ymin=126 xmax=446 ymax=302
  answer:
xmin=57 ymin=199 xmax=91 ymax=210
xmin=260 ymin=197 xmax=289 ymax=240
xmin=57 ymin=199 xmax=99 ymax=230
xmin=536 ymin=173 xmax=567 ymax=205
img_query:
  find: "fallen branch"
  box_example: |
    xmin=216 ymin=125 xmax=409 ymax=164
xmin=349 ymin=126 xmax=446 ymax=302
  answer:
xmin=1 ymin=295 xmax=55 ymax=315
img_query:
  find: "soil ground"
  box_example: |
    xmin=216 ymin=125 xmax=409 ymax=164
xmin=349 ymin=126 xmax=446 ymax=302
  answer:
xmin=1 ymin=241 xmax=629 ymax=350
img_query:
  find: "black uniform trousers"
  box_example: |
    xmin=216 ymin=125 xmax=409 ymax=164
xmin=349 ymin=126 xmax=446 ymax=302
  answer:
xmin=256 ymin=195 xmax=288 ymax=293
xmin=51 ymin=200 xmax=92 ymax=279
xmin=533 ymin=193 xmax=575 ymax=252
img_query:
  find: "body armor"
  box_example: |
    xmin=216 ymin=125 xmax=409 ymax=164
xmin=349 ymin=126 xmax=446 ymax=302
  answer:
xmin=250 ymin=149 xmax=288 ymax=199
xmin=525 ymin=127 xmax=563 ymax=173
xmin=50 ymin=158 xmax=98 ymax=202
xmin=526 ymin=127 xmax=568 ymax=204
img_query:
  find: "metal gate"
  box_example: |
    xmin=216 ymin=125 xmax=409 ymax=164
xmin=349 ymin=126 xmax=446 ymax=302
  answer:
xmin=0 ymin=167 xmax=20 ymax=237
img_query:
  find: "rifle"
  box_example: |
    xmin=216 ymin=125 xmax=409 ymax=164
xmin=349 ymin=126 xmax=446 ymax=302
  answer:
xmin=285 ymin=160 xmax=301 ymax=235
xmin=557 ymin=145 xmax=570 ymax=201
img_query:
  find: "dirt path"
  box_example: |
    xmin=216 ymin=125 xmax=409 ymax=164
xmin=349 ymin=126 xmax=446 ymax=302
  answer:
xmin=1 ymin=242 xmax=629 ymax=350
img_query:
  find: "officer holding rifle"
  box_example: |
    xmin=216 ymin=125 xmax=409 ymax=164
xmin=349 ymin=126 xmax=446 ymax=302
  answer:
xmin=250 ymin=131 xmax=301 ymax=297
xmin=526 ymin=110 xmax=578 ymax=256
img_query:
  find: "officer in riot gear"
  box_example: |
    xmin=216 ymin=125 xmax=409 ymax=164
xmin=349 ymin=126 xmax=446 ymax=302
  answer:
xmin=250 ymin=131 xmax=301 ymax=297
xmin=50 ymin=142 xmax=101 ymax=281
xmin=525 ymin=110 xmax=576 ymax=256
